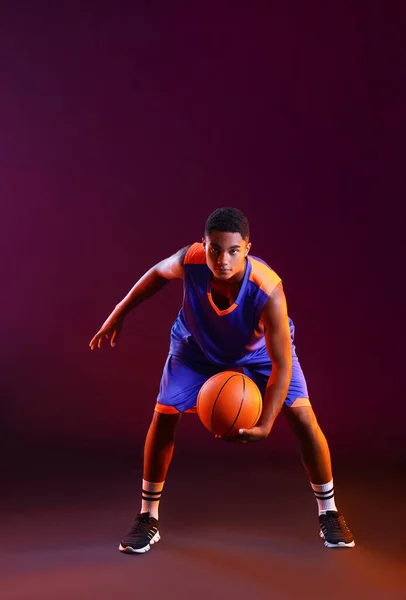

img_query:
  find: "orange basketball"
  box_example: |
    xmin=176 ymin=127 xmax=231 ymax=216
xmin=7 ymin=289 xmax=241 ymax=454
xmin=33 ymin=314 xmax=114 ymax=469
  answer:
xmin=196 ymin=371 xmax=262 ymax=437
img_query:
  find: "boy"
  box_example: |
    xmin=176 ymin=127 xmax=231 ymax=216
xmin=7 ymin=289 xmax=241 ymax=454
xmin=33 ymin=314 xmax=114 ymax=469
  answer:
xmin=90 ymin=207 xmax=354 ymax=552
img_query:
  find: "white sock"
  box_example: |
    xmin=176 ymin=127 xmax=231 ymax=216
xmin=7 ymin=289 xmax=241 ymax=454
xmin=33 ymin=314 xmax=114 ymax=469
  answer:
xmin=311 ymin=479 xmax=338 ymax=515
xmin=141 ymin=479 xmax=164 ymax=520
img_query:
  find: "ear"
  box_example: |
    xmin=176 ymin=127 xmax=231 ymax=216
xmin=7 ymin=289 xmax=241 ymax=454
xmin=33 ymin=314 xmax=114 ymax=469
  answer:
xmin=245 ymin=242 xmax=252 ymax=256
xmin=202 ymin=237 xmax=206 ymax=249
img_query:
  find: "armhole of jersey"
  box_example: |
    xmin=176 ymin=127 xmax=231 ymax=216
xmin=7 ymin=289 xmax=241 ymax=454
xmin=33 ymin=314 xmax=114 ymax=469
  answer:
xmin=184 ymin=242 xmax=206 ymax=265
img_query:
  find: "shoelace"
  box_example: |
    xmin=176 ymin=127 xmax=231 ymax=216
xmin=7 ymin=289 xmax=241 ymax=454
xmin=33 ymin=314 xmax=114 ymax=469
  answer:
xmin=130 ymin=514 xmax=152 ymax=534
xmin=324 ymin=514 xmax=347 ymax=532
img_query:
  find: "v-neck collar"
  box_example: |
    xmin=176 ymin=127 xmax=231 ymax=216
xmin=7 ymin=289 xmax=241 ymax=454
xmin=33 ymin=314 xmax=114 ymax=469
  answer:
xmin=206 ymin=258 xmax=251 ymax=316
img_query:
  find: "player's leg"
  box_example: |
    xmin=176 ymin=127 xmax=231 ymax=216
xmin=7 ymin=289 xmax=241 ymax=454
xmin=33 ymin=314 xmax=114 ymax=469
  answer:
xmin=246 ymin=359 xmax=354 ymax=548
xmin=141 ymin=409 xmax=182 ymax=520
xmin=282 ymin=405 xmax=332 ymax=484
xmin=118 ymin=409 xmax=181 ymax=554
xmin=119 ymin=354 xmax=217 ymax=554
xmin=281 ymin=360 xmax=355 ymax=548
xmin=143 ymin=410 xmax=181 ymax=484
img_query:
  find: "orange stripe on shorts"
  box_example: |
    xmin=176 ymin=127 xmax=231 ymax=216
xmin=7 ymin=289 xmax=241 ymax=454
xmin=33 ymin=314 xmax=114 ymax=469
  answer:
xmin=155 ymin=404 xmax=197 ymax=415
xmin=288 ymin=397 xmax=311 ymax=408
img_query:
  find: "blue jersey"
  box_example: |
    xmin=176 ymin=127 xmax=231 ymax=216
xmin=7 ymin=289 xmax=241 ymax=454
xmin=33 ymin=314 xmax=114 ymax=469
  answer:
xmin=169 ymin=242 xmax=295 ymax=366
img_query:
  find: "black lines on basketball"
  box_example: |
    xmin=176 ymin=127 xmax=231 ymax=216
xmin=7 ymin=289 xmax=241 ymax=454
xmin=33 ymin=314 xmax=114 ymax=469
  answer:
xmin=222 ymin=374 xmax=245 ymax=437
xmin=210 ymin=373 xmax=239 ymax=435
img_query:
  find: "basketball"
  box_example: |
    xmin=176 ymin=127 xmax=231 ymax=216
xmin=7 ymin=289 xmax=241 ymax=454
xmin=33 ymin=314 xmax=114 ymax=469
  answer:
xmin=196 ymin=371 xmax=262 ymax=437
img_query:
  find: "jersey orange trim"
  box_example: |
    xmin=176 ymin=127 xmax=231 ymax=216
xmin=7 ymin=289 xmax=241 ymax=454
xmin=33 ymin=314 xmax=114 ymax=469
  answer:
xmin=248 ymin=257 xmax=281 ymax=296
xmin=207 ymin=293 xmax=238 ymax=316
xmin=184 ymin=242 xmax=206 ymax=265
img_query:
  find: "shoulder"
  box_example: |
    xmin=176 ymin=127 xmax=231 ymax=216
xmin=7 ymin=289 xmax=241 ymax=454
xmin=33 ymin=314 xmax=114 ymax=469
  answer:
xmin=155 ymin=245 xmax=191 ymax=280
xmin=184 ymin=242 xmax=207 ymax=265
xmin=158 ymin=243 xmax=205 ymax=279
xmin=248 ymin=255 xmax=281 ymax=296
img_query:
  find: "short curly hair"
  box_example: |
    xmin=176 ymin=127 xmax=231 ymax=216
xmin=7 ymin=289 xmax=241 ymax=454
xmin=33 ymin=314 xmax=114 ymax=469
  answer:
xmin=204 ymin=207 xmax=249 ymax=240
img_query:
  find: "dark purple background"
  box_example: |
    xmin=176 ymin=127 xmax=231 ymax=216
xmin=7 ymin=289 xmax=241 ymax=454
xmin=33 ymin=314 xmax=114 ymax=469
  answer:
xmin=1 ymin=2 xmax=404 ymax=467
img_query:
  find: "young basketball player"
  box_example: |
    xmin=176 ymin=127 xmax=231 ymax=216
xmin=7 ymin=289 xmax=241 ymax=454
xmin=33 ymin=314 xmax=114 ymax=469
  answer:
xmin=89 ymin=207 xmax=355 ymax=552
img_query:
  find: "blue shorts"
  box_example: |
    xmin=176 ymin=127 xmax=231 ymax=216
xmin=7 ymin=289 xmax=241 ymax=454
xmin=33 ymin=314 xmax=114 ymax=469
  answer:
xmin=156 ymin=354 xmax=310 ymax=414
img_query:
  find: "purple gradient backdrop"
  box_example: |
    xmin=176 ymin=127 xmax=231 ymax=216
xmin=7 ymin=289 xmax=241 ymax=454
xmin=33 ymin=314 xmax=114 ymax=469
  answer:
xmin=1 ymin=2 xmax=404 ymax=464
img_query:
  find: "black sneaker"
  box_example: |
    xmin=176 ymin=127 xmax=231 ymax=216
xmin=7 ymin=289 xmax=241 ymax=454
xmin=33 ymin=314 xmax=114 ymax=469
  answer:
xmin=119 ymin=512 xmax=160 ymax=554
xmin=319 ymin=511 xmax=355 ymax=548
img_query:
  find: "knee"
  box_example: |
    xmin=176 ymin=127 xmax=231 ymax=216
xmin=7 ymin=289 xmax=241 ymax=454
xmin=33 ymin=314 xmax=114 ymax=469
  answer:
xmin=286 ymin=407 xmax=320 ymax=438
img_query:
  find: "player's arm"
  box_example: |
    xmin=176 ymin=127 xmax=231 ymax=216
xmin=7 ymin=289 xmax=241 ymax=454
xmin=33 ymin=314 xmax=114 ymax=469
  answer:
xmin=238 ymin=283 xmax=292 ymax=441
xmin=89 ymin=245 xmax=190 ymax=350
xmin=257 ymin=283 xmax=292 ymax=432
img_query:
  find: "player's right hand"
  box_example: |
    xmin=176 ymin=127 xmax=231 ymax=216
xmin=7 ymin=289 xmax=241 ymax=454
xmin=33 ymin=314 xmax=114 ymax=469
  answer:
xmin=89 ymin=317 xmax=123 ymax=350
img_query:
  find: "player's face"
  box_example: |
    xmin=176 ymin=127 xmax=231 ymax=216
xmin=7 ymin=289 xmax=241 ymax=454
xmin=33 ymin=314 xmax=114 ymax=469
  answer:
xmin=203 ymin=231 xmax=251 ymax=281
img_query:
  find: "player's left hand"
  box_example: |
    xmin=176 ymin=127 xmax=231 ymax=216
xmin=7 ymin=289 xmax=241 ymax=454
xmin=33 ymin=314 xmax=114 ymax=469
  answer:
xmin=215 ymin=425 xmax=270 ymax=443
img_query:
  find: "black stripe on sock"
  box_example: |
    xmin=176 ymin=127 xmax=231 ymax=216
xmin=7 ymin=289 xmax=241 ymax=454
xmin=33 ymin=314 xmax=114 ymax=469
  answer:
xmin=142 ymin=489 xmax=162 ymax=495
xmin=313 ymin=488 xmax=334 ymax=496
xmin=314 ymin=492 xmax=335 ymax=500
xmin=142 ymin=496 xmax=161 ymax=501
